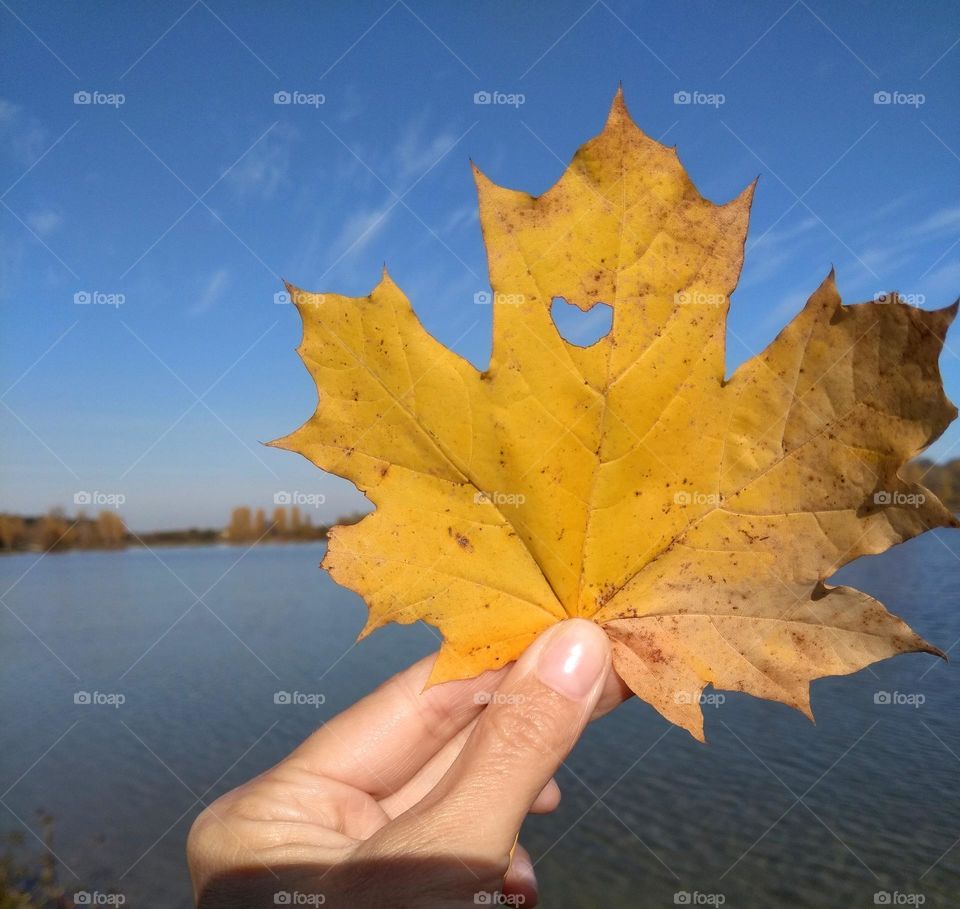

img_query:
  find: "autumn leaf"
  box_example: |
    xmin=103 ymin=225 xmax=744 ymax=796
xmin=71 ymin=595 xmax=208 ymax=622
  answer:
xmin=272 ymin=88 xmax=958 ymax=741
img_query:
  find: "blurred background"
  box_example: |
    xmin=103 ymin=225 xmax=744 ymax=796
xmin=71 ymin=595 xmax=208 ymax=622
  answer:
xmin=1 ymin=1 xmax=958 ymax=906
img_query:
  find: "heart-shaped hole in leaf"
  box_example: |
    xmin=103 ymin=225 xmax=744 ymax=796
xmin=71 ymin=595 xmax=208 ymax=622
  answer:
xmin=550 ymin=296 xmax=613 ymax=347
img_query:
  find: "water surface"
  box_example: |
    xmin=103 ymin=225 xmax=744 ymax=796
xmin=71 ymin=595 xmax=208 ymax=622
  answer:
xmin=1 ymin=536 xmax=958 ymax=907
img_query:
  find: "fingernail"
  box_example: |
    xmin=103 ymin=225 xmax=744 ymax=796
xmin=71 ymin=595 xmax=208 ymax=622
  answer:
xmin=536 ymin=621 xmax=606 ymax=701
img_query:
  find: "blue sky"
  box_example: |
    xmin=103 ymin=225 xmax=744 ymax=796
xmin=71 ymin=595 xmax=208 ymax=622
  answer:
xmin=1 ymin=0 xmax=958 ymax=530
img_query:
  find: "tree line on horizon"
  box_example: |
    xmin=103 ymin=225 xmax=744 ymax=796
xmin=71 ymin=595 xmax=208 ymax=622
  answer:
xmin=0 ymin=504 xmax=365 ymax=553
xmin=0 ymin=509 xmax=126 ymax=553
xmin=903 ymin=457 xmax=960 ymax=509
xmin=1 ymin=459 xmax=958 ymax=554
xmin=224 ymin=504 xmax=328 ymax=542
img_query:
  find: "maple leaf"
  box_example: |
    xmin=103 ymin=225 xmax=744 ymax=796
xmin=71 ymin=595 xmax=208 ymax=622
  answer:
xmin=272 ymin=89 xmax=958 ymax=741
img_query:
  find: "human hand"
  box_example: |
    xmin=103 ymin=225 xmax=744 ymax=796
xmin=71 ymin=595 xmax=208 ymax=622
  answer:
xmin=187 ymin=618 xmax=629 ymax=907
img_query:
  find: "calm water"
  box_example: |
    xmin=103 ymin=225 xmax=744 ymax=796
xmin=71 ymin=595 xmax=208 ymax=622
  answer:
xmin=1 ymin=536 xmax=958 ymax=908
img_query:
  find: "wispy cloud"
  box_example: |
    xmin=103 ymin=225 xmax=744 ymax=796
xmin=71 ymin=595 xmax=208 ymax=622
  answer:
xmin=440 ymin=202 xmax=478 ymax=236
xmin=910 ymin=204 xmax=960 ymax=239
xmin=347 ymin=112 xmax=462 ymax=191
xmin=224 ymin=123 xmax=298 ymax=201
xmin=190 ymin=267 xmax=231 ymax=316
xmin=330 ymin=202 xmax=395 ymax=262
xmin=393 ymin=118 xmax=460 ymax=188
xmin=334 ymin=84 xmax=366 ymax=124
xmin=740 ymin=216 xmax=820 ymax=289
xmin=0 ymin=98 xmax=50 ymax=167
xmin=25 ymin=209 xmax=63 ymax=236
xmin=918 ymin=259 xmax=960 ymax=306
xmin=857 ymin=203 xmax=960 ymax=281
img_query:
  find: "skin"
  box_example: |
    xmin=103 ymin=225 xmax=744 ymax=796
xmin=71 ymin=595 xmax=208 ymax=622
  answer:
xmin=187 ymin=619 xmax=630 ymax=908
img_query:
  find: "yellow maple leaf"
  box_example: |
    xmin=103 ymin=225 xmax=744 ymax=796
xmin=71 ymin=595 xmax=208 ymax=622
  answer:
xmin=272 ymin=89 xmax=958 ymax=741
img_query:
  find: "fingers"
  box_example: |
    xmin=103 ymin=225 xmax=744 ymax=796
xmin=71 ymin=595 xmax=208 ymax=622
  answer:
xmin=387 ymin=619 xmax=611 ymax=860
xmin=285 ymin=654 xmax=509 ymax=798
xmin=379 ymin=715 xmax=561 ymax=819
xmin=532 ymin=777 xmax=562 ymax=814
xmin=503 ymin=843 xmax=538 ymax=907
xmin=596 ymin=661 xmax=633 ymax=716
xmin=379 ymin=658 xmax=630 ymax=817
xmin=283 ymin=625 xmax=629 ymax=802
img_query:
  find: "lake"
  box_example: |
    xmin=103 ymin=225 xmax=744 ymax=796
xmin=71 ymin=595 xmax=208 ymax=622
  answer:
xmin=1 ymin=535 xmax=958 ymax=908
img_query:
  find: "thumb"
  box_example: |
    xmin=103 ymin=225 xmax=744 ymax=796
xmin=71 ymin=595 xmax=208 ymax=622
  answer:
xmin=417 ymin=618 xmax=611 ymax=858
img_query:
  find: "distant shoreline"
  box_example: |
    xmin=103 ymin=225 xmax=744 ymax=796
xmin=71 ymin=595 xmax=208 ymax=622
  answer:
xmin=0 ymin=506 xmax=365 ymax=555
xmin=0 ymin=537 xmax=332 ymax=555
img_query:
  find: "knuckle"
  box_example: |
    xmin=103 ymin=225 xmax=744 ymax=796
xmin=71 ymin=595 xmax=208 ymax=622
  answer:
xmin=482 ymin=685 xmax=567 ymax=758
xmin=186 ymin=785 xmax=259 ymax=860
xmin=186 ymin=801 xmax=224 ymax=863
